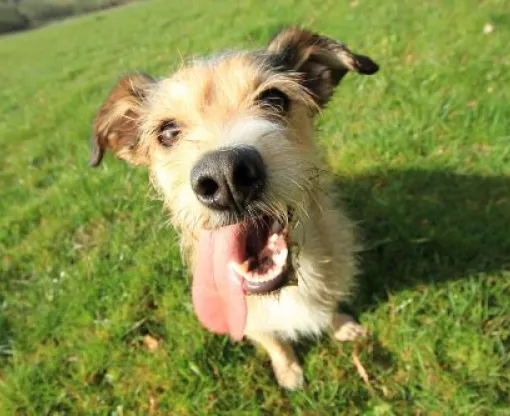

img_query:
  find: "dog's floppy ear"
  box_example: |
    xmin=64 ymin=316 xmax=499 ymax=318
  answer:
xmin=90 ymin=73 xmax=153 ymax=167
xmin=266 ymin=27 xmax=379 ymax=107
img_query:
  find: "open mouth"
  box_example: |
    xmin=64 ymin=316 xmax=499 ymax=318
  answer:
xmin=230 ymin=214 xmax=290 ymax=295
xmin=191 ymin=210 xmax=293 ymax=340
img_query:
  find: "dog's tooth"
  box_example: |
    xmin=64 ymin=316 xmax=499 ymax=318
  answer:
xmin=265 ymin=270 xmax=277 ymax=281
xmin=273 ymin=248 xmax=288 ymax=267
xmin=227 ymin=263 xmax=246 ymax=287
xmin=229 ymin=262 xmax=249 ymax=278
xmin=245 ymin=264 xmax=280 ymax=283
xmin=260 ymin=272 xmax=276 ymax=283
xmin=268 ymin=233 xmax=279 ymax=251
xmin=265 ymin=266 xmax=280 ymax=281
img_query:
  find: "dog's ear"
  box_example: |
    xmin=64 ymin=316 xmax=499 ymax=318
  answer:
xmin=266 ymin=27 xmax=379 ymax=107
xmin=90 ymin=73 xmax=153 ymax=167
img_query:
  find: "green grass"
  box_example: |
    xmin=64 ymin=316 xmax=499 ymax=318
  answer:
xmin=1 ymin=0 xmax=509 ymax=413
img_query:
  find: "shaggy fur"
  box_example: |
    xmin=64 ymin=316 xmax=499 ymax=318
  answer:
xmin=90 ymin=27 xmax=379 ymax=389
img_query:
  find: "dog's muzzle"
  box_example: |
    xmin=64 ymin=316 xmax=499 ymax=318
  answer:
xmin=190 ymin=146 xmax=266 ymax=212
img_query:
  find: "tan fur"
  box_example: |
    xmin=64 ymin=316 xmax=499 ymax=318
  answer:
xmin=90 ymin=27 xmax=378 ymax=389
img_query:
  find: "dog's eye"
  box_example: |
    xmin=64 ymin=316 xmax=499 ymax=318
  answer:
xmin=158 ymin=121 xmax=181 ymax=147
xmin=257 ymin=88 xmax=290 ymax=113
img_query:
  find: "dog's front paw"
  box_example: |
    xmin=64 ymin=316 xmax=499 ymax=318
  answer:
xmin=332 ymin=313 xmax=367 ymax=342
xmin=273 ymin=360 xmax=304 ymax=390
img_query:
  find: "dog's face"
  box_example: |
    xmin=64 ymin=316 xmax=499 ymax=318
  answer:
xmin=144 ymin=54 xmax=318 ymax=233
xmin=90 ymin=28 xmax=378 ymax=339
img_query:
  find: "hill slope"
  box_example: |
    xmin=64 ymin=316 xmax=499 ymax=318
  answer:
xmin=1 ymin=0 xmax=509 ymax=413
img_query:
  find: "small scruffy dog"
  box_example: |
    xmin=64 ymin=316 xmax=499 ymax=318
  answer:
xmin=89 ymin=27 xmax=378 ymax=389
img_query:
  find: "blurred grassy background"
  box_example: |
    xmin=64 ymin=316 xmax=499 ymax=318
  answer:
xmin=0 ymin=0 xmax=138 ymax=33
xmin=0 ymin=0 xmax=509 ymax=414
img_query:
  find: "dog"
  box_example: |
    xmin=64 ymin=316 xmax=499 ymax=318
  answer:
xmin=89 ymin=27 xmax=379 ymax=389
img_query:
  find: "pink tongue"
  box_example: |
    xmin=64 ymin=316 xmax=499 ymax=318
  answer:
xmin=192 ymin=224 xmax=247 ymax=341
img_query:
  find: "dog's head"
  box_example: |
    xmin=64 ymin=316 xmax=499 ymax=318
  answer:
xmin=90 ymin=27 xmax=378 ymax=339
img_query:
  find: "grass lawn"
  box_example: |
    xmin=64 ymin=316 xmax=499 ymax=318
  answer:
xmin=1 ymin=0 xmax=509 ymax=413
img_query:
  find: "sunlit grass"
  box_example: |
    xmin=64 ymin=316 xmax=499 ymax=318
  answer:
xmin=1 ymin=0 xmax=509 ymax=413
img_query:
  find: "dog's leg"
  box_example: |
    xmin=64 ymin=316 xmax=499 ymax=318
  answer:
xmin=247 ymin=331 xmax=304 ymax=390
xmin=332 ymin=313 xmax=367 ymax=342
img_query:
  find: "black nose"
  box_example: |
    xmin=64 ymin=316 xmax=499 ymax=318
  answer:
xmin=190 ymin=147 xmax=266 ymax=211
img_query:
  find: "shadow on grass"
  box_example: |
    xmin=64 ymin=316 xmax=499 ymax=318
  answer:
xmin=175 ymin=168 xmax=510 ymax=402
xmin=287 ymin=168 xmax=510 ymax=401
xmin=332 ymin=168 xmax=510 ymax=310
